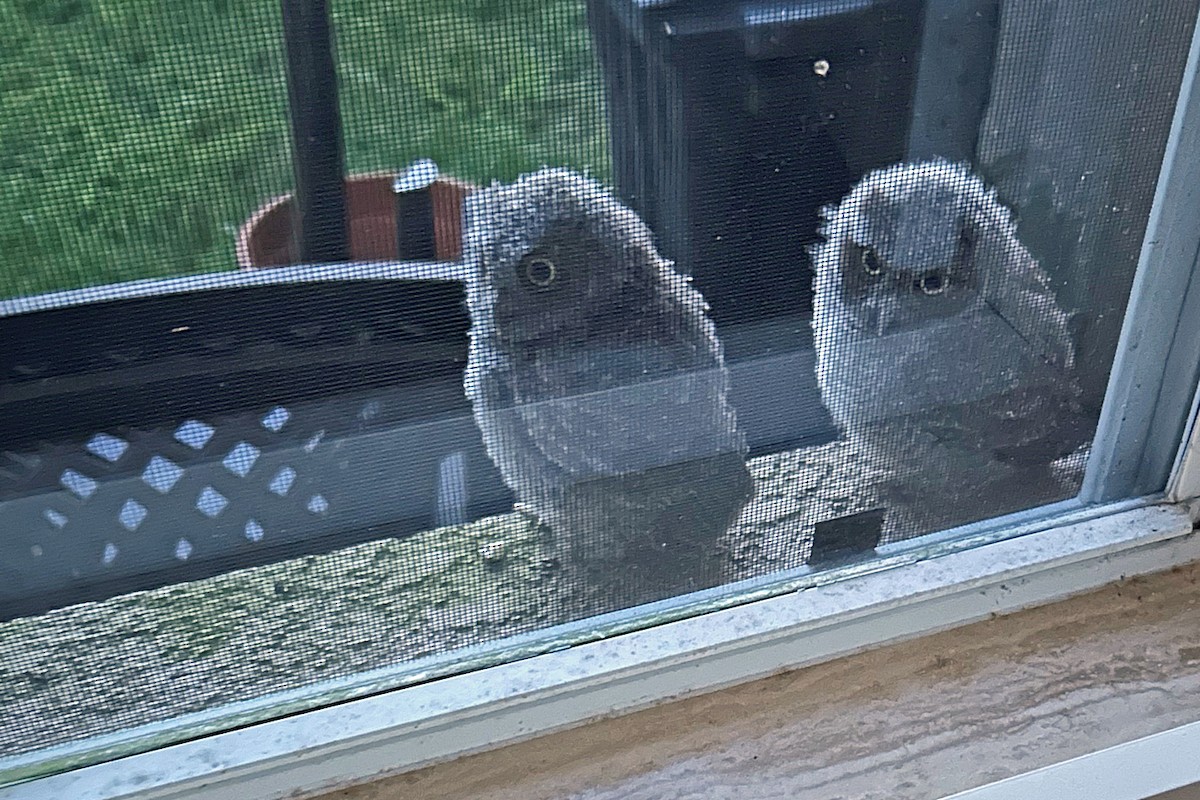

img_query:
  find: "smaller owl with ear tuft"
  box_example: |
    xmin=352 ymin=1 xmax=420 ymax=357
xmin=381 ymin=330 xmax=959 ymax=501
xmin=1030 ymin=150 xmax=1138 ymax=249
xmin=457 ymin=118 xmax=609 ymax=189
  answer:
xmin=811 ymin=159 xmax=1095 ymax=539
xmin=463 ymin=168 xmax=753 ymax=613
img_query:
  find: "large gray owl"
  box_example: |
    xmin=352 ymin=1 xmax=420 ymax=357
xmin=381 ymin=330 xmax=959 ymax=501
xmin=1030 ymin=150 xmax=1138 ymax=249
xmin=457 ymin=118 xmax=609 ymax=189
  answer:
xmin=811 ymin=159 xmax=1095 ymax=540
xmin=462 ymin=168 xmax=753 ymax=613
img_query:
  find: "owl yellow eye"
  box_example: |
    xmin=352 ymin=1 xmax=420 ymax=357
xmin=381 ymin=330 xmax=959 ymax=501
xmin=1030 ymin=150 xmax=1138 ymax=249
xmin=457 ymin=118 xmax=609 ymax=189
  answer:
xmin=917 ymin=271 xmax=947 ymax=295
xmin=861 ymin=247 xmax=884 ymax=276
xmin=524 ymin=258 xmax=557 ymax=287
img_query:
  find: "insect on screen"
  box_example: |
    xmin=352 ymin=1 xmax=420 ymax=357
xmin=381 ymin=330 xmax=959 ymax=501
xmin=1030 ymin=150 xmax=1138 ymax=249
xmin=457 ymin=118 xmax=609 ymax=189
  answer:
xmin=0 ymin=0 xmax=1196 ymax=784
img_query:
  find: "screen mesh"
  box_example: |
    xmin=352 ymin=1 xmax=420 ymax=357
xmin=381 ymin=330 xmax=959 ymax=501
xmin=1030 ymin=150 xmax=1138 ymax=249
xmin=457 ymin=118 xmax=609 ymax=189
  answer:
xmin=1 ymin=0 xmax=1196 ymax=777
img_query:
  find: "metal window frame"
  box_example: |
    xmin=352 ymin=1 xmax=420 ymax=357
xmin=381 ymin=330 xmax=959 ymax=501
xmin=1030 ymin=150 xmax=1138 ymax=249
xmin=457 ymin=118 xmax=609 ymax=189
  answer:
xmin=4 ymin=9 xmax=1200 ymax=800
xmin=1079 ymin=5 xmax=1200 ymax=504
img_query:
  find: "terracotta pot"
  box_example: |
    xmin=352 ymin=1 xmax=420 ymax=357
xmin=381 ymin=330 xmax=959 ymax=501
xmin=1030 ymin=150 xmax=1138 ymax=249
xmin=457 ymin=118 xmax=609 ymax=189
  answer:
xmin=236 ymin=172 xmax=475 ymax=269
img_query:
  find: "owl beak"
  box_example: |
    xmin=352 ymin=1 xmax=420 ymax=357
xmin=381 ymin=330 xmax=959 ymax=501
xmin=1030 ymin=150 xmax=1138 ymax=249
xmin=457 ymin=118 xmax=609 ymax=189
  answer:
xmin=847 ymin=304 xmax=881 ymax=335
xmin=848 ymin=293 xmax=895 ymax=336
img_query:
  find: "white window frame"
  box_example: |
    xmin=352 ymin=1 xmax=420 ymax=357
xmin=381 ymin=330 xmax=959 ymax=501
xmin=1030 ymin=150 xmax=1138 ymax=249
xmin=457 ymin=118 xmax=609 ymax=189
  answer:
xmin=1168 ymin=381 xmax=1200 ymax=505
xmin=945 ymin=720 xmax=1200 ymax=800
xmin=4 ymin=9 xmax=1200 ymax=800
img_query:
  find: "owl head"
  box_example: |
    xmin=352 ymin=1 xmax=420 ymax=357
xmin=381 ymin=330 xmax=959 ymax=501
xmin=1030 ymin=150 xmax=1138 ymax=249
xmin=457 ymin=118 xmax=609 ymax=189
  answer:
xmin=813 ymin=159 xmax=1016 ymax=338
xmin=463 ymin=168 xmax=681 ymax=345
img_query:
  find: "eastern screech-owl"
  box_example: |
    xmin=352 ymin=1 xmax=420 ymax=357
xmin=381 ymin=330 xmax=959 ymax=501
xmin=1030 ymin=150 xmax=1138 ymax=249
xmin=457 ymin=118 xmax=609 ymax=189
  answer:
xmin=462 ymin=168 xmax=753 ymax=612
xmin=811 ymin=159 xmax=1095 ymax=540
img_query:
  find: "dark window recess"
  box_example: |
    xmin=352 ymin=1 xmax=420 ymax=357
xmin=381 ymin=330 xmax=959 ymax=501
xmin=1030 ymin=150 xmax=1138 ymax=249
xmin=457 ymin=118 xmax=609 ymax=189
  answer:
xmin=587 ymin=0 xmax=998 ymax=326
xmin=585 ymin=0 xmax=999 ymax=455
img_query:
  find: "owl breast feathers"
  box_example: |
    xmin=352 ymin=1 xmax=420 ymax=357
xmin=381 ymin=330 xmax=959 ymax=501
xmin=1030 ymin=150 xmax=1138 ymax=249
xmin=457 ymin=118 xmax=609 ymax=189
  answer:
xmin=811 ymin=159 xmax=1096 ymax=537
xmin=462 ymin=168 xmax=752 ymax=607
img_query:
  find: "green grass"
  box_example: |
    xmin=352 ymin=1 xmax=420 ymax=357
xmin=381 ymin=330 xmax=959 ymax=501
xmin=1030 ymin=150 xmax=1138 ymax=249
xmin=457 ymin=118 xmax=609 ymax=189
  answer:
xmin=0 ymin=0 xmax=609 ymax=298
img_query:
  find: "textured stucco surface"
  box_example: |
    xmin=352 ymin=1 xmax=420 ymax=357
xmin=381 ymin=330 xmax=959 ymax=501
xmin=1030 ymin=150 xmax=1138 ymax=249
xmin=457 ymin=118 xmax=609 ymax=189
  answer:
xmin=0 ymin=436 xmax=1082 ymax=760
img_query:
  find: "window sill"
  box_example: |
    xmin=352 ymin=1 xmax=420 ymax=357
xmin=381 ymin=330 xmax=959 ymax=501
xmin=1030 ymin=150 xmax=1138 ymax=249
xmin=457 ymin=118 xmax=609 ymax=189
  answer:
xmin=337 ymin=542 xmax=1200 ymax=800
xmin=5 ymin=498 xmax=1197 ymax=800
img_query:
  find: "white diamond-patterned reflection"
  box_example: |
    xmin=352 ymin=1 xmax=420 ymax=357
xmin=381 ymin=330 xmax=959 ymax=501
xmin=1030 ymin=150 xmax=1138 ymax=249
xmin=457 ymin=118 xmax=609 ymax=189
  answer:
xmin=44 ymin=509 xmax=68 ymax=529
xmin=174 ymin=539 xmax=193 ymax=560
xmin=244 ymin=520 xmax=264 ymax=542
xmin=174 ymin=420 xmax=215 ymax=450
xmin=222 ymin=442 xmax=260 ymax=478
xmin=435 ymin=451 xmax=469 ymax=527
xmin=268 ymin=467 xmax=296 ymax=496
xmin=196 ymin=486 xmax=229 ymax=518
xmin=142 ymin=456 xmax=184 ymax=493
xmin=86 ymin=433 xmax=129 ymax=463
xmin=303 ymin=430 xmax=325 ymax=453
xmin=261 ymin=406 xmax=290 ymax=432
xmin=102 ymin=543 xmax=118 ymax=565
xmin=306 ymin=495 xmax=329 ymax=514
xmin=118 ymin=500 xmax=148 ymax=531
xmin=60 ymin=469 xmax=97 ymax=500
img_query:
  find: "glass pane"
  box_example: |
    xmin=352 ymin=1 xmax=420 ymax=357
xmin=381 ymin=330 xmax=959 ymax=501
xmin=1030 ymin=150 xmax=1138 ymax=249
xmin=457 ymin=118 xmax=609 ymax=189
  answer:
xmin=1 ymin=0 xmax=1195 ymax=781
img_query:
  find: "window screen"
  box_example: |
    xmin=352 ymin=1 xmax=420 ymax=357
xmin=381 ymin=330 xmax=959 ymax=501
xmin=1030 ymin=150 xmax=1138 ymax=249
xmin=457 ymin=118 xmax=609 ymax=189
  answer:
xmin=1 ymin=0 xmax=1196 ymax=778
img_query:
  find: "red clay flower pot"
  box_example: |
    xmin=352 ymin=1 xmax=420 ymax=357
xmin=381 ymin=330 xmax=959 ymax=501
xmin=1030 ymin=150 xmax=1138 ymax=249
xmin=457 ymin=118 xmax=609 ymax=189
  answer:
xmin=235 ymin=172 xmax=475 ymax=269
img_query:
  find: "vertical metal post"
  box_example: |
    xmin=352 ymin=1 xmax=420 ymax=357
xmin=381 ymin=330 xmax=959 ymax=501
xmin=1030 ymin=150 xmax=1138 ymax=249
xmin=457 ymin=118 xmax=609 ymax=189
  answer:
xmin=905 ymin=0 xmax=1000 ymax=163
xmin=393 ymin=158 xmax=439 ymax=260
xmin=281 ymin=0 xmax=349 ymax=263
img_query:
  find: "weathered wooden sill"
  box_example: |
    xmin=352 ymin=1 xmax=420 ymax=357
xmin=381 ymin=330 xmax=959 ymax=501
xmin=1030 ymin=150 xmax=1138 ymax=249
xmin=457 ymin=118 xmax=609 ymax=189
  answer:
xmin=324 ymin=560 xmax=1200 ymax=800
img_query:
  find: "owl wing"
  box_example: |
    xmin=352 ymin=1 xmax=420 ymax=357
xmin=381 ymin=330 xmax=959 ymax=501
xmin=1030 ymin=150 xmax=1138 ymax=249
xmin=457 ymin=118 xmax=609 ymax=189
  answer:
xmin=916 ymin=312 xmax=1092 ymax=466
xmin=969 ymin=230 xmax=1097 ymax=462
xmin=979 ymin=230 xmax=1076 ymax=372
xmin=985 ymin=385 xmax=1096 ymax=465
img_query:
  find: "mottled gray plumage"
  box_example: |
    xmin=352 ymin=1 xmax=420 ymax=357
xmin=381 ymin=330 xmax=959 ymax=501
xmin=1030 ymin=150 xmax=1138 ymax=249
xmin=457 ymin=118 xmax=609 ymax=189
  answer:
xmin=811 ymin=160 xmax=1094 ymax=539
xmin=463 ymin=168 xmax=753 ymax=612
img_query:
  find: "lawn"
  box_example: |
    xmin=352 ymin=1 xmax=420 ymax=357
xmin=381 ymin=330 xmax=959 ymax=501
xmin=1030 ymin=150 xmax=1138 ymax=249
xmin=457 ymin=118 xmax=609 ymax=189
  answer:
xmin=0 ymin=0 xmax=609 ymax=299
